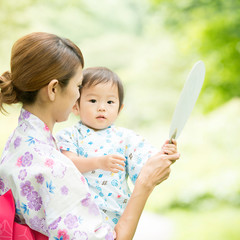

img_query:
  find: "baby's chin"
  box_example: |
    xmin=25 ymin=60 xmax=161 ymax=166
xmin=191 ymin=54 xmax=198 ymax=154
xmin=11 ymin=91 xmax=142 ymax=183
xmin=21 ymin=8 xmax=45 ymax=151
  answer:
xmin=86 ymin=123 xmax=110 ymax=131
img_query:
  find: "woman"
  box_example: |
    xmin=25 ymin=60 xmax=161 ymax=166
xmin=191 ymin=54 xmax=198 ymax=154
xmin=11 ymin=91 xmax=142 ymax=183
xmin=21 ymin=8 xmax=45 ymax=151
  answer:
xmin=0 ymin=32 xmax=180 ymax=240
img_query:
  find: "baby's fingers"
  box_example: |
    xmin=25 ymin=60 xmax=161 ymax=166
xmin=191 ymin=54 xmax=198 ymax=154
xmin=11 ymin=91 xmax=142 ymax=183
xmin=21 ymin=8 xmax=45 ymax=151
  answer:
xmin=111 ymin=164 xmax=125 ymax=173
xmin=163 ymin=149 xmax=174 ymax=155
xmin=166 ymin=153 xmax=180 ymax=162
xmin=113 ymin=159 xmax=125 ymax=167
xmin=111 ymin=154 xmax=125 ymax=160
xmin=163 ymin=146 xmax=177 ymax=154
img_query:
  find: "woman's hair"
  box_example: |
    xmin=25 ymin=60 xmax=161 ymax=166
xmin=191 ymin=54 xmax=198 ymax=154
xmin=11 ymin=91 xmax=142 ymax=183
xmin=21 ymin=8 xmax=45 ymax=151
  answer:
xmin=0 ymin=32 xmax=84 ymax=112
xmin=81 ymin=67 xmax=124 ymax=111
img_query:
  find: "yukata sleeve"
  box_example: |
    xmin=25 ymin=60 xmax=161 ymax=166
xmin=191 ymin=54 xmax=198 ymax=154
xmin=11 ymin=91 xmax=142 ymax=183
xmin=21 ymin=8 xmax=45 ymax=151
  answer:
xmin=124 ymin=129 xmax=159 ymax=184
xmin=17 ymin=150 xmax=114 ymax=240
xmin=55 ymin=127 xmax=79 ymax=155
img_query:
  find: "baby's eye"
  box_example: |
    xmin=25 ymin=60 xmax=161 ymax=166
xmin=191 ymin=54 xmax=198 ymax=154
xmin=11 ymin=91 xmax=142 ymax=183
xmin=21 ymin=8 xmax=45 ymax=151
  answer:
xmin=107 ymin=100 xmax=114 ymax=104
xmin=89 ymin=99 xmax=96 ymax=103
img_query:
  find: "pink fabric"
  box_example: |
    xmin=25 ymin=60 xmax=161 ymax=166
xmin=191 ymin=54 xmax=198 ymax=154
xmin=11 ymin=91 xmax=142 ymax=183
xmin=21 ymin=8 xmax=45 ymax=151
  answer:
xmin=0 ymin=190 xmax=48 ymax=240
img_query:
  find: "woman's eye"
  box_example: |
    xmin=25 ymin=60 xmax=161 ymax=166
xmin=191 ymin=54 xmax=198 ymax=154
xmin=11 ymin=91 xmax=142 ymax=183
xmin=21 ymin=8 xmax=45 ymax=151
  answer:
xmin=107 ymin=101 xmax=114 ymax=104
xmin=90 ymin=99 xmax=96 ymax=103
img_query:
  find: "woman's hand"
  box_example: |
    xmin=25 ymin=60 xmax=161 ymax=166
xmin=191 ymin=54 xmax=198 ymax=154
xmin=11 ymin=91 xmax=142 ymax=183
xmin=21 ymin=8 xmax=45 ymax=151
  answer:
xmin=137 ymin=149 xmax=180 ymax=190
xmin=115 ymin=149 xmax=180 ymax=239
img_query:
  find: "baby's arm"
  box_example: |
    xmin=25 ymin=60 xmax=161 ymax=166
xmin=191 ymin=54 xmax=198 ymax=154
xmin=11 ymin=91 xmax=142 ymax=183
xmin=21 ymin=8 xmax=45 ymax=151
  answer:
xmin=62 ymin=150 xmax=125 ymax=173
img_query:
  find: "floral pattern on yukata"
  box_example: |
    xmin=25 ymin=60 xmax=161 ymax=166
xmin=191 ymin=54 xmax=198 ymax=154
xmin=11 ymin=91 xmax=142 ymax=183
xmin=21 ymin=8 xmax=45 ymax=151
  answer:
xmin=56 ymin=121 xmax=158 ymax=227
xmin=0 ymin=108 xmax=114 ymax=239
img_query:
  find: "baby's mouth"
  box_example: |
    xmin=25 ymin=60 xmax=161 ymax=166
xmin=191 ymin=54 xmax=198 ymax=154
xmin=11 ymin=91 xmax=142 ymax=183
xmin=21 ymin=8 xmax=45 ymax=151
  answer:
xmin=96 ymin=115 xmax=106 ymax=119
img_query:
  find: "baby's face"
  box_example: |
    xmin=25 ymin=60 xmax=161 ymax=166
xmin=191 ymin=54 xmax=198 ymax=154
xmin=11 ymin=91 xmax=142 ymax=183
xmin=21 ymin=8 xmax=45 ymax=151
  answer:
xmin=78 ymin=82 xmax=120 ymax=131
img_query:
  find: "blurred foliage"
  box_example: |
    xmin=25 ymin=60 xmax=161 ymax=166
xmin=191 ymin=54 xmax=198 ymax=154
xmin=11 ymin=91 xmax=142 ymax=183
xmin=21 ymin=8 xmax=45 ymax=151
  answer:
xmin=168 ymin=207 xmax=240 ymax=240
xmin=149 ymin=0 xmax=240 ymax=112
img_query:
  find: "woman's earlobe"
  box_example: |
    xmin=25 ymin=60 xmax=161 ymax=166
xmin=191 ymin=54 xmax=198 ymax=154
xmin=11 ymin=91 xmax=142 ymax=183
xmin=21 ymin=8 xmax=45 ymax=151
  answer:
xmin=47 ymin=79 xmax=59 ymax=101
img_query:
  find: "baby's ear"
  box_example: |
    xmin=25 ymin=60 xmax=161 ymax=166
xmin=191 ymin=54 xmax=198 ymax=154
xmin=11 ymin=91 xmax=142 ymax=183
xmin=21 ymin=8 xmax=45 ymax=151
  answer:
xmin=72 ymin=101 xmax=80 ymax=116
xmin=118 ymin=104 xmax=124 ymax=113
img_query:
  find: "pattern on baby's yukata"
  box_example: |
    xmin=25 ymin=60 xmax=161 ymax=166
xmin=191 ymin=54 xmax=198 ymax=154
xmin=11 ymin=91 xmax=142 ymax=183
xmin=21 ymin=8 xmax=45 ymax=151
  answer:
xmin=0 ymin=108 xmax=114 ymax=240
xmin=56 ymin=121 xmax=158 ymax=227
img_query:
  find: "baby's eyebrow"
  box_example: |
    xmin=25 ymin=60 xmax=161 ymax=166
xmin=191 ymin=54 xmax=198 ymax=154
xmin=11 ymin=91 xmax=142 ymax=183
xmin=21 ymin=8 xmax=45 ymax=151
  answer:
xmin=85 ymin=93 xmax=118 ymax=99
xmin=107 ymin=95 xmax=118 ymax=99
xmin=85 ymin=93 xmax=98 ymax=97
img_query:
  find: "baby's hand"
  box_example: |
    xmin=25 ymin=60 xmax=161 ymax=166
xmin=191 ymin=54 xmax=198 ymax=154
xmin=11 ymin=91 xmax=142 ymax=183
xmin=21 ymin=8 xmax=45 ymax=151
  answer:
xmin=161 ymin=139 xmax=178 ymax=155
xmin=98 ymin=154 xmax=125 ymax=173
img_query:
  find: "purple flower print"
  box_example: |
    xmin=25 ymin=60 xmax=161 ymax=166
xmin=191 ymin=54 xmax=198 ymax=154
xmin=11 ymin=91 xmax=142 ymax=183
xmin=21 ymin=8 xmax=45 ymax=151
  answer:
xmin=88 ymin=203 xmax=100 ymax=216
xmin=21 ymin=152 xmax=33 ymax=167
xmin=64 ymin=214 xmax=79 ymax=229
xmin=18 ymin=169 xmax=27 ymax=181
xmin=51 ymin=162 xmax=66 ymax=178
xmin=14 ymin=136 xmax=21 ymax=149
xmin=27 ymin=191 xmax=42 ymax=211
xmin=0 ymin=178 xmax=5 ymax=191
xmin=73 ymin=231 xmax=88 ymax=240
xmin=61 ymin=186 xmax=69 ymax=195
xmin=1 ymin=156 xmax=6 ymax=164
xmin=29 ymin=216 xmax=48 ymax=233
xmin=35 ymin=174 xmax=44 ymax=184
xmin=49 ymin=217 xmax=61 ymax=230
xmin=4 ymin=135 xmax=13 ymax=152
xmin=105 ymin=232 xmax=114 ymax=240
xmin=20 ymin=181 xmax=33 ymax=196
xmin=22 ymin=110 xmax=31 ymax=119
xmin=81 ymin=193 xmax=91 ymax=207
xmin=81 ymin=193 xmax=100 ymax=216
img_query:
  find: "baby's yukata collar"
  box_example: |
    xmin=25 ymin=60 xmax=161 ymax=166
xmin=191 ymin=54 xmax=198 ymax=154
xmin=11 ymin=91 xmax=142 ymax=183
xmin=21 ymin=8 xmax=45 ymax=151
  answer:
xmin=77 ymin=121 xmax=114 ymax=137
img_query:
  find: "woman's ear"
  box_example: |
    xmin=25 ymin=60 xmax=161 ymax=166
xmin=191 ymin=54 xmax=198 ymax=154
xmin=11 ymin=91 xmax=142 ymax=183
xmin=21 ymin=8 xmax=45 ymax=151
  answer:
xmin=47 ymin=79 xmax=59 ymax=101
xmin=72 ymin=101 xmax=80 ymax=116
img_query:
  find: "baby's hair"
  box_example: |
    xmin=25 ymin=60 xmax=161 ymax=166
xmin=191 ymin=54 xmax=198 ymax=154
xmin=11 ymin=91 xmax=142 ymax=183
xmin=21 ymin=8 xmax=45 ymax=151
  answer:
xmin=81 ymin=67 xmax=124 ymax=110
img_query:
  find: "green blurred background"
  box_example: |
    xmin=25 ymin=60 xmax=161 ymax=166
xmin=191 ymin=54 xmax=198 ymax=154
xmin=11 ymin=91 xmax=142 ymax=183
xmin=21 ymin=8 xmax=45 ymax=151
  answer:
xmin=0 ymin=0 xmax=240 ymax=239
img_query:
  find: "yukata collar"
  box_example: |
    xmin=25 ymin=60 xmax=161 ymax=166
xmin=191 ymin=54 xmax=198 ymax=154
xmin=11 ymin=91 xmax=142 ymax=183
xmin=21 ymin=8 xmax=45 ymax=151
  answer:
xmin=19 ymin=108 xmax=58 ymax=149
xmin=77 ymin=121 xmax=114 ymax=137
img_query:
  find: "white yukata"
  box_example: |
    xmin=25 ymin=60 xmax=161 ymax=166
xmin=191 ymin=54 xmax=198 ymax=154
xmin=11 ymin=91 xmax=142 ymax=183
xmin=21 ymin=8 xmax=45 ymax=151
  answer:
xmin=0 ymin=109 xmax=114 ymax=240
xmin=56 ymin=121 xmax=158 ymax=227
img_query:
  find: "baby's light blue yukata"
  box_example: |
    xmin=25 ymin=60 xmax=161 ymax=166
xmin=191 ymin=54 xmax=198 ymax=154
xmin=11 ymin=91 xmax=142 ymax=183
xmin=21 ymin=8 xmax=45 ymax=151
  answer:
xmin=56 ymin=121 xmax=158 ymax=227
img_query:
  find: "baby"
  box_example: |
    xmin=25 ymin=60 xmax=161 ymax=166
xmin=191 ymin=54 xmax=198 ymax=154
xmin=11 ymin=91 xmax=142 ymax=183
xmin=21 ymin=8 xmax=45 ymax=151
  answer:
xmin=56 ymin=67 xmax=177 ymax=227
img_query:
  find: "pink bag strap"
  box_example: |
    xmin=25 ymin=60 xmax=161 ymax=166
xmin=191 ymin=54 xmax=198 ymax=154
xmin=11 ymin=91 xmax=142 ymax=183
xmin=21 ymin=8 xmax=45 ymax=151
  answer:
xmin=0 ymin=189 xmax=48 ymax=240
xmin=0 ymin=189 xmax=15 ymax=239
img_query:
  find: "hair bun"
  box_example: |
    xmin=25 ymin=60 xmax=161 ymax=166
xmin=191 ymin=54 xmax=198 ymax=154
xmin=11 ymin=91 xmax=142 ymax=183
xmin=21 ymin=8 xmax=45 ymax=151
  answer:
xmin=0 ymin=71 xmax=18 ymax=110
xmin=0 ymin=71 xmax=12 ymax=83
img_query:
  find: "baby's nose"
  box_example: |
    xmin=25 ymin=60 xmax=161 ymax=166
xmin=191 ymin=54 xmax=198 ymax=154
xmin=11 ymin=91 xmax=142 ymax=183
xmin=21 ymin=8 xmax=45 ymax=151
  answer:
xmin=98 ymin=103 xmax=106 ymax=111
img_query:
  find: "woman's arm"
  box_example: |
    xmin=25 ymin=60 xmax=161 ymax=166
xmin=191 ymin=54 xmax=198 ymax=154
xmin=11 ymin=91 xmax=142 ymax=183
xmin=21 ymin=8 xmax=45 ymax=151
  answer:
xmin=115 ymin=151 xmax=180 ymax=240
xmin=62 ymin=150 xmax=125 ymax=173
